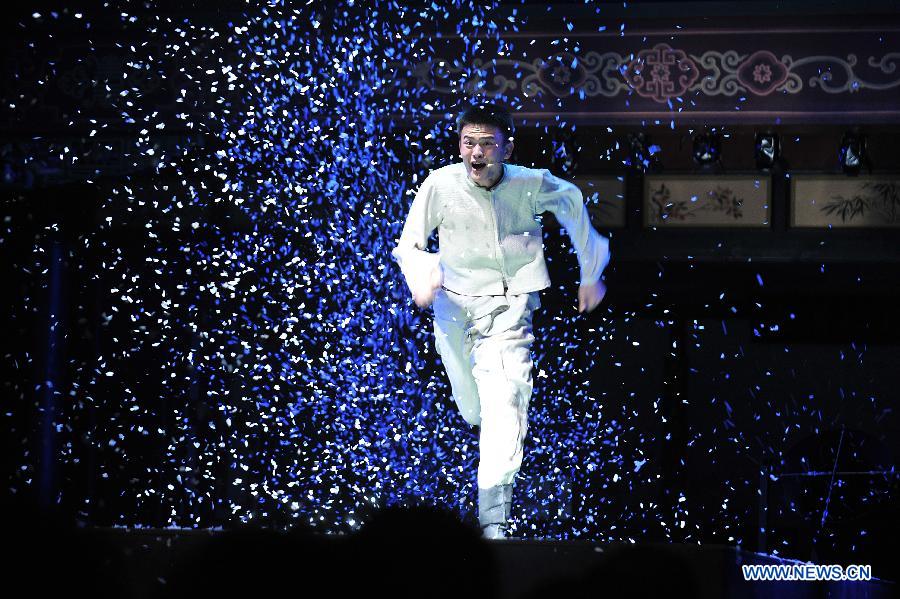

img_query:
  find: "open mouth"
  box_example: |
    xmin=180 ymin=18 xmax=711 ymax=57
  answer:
xmin=471 ymin=162 xmax=487 ymax=172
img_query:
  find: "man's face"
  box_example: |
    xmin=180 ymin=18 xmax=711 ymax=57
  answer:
xmin=459 ymin=123 xmax=513 ymax=188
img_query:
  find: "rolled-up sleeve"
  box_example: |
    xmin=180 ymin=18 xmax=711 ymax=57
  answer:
xmin=391 ymin=175 xmax=443 ymax=293
xmin=535 ymin=169 xmax=610 ymax=285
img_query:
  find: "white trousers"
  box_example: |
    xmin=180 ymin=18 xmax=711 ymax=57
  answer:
xmin=432 ymin=287 xmax=540 ymax=490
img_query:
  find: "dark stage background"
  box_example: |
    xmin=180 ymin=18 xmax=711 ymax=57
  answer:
xmin=2 ymin=0 xmax=898 ymax=579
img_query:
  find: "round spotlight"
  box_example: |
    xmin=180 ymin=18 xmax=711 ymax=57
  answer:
xmin=754 ymin=131 xmax=780 ymax=171
xmin=626 ymin=132 xmax=660 ymax=172
xmin=839 ymin=130 xmax=868 ymax=176
xmin=692 ymin=132 xmax=721 ymax=165
xmin=551 ymin=131 xmax=578 ymax=176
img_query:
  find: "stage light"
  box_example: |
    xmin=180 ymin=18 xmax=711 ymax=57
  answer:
xmin=625 ymin=132 xmax=661 ymax=172
xmin=551 ymin=130 xmax=578 ymax=176
xmin=1 ymin=161 xmax=15 ymax=185
xmin=838 ymin=130 xmax=868 ymax=175
xmin=754 ymin=131 xmax=780 ymax=171
xmin=692 ymin=132 xmax=721 ymax=165
xmin=0 ymin=160 xmax=34 ymax=189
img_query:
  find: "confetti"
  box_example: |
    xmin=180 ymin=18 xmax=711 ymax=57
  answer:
xmin=1 ymin=3 xmax=891 ymax=564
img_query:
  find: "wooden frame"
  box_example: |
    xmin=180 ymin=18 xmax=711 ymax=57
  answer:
xmin=790 ymin=174 xmax=900 ymax=228
xmin=643 ymin=174 xmax=771 ymax=228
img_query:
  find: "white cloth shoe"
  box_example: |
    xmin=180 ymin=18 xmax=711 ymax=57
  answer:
xmin=478 ymin=484 xmax=513 ymax=540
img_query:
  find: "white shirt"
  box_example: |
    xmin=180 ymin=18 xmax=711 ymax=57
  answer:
xmin=392 ymin=162 xmax=610 ymax=297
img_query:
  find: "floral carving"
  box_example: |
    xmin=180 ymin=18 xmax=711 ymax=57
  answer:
xmin=754 ymin=64 xmax=772 ymax=84
xmin=736 ymin=50 xmax=788 ymax=95
xmin=536 ymin=53 xmax=588 ymax=97
xmin=390 ymin=47 xmax=899 ymax=107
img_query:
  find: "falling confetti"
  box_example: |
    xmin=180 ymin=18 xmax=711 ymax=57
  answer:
xmin=1 ymin=3 xmax=894 ymax=567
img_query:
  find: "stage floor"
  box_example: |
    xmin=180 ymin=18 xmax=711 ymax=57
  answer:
xmin=10 ymin=527 xmax=893 ymax=599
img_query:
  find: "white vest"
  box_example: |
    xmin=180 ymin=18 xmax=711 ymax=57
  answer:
xmin=393 ymin=162 xmax=609 ymax=297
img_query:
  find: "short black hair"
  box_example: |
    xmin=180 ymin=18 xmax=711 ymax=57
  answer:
xmin=456 ymin=103 xmax=515 ymax=142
